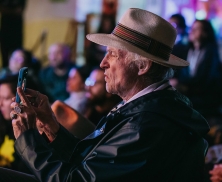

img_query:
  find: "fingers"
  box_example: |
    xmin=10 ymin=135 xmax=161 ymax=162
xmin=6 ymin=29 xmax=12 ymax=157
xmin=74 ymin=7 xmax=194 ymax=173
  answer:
xmin=21 ymin=88 xmax=39 ymax=95
xmin=11 ymin=102 xmax=20 ymax=111
xmin=17 ymin=88 xmax=42 ymax=106
xmin=10 ymin=112 xmax=17 ymax=120
xmin=12 ymin=97 xmax=15 ymax=102
xmin=11 ymin=101 xmax=37 ymax=127
xmin=32 ymin=106 xmax=50 ymax=123
xmin=10 ymin=109 xmax=28 ymax=127
xmin=14 ymin=105 xmax=22 ymax=114
xmin=12 ymin=118 xmax=28 ymax=139
xmin=10 ymin=88 xmax=41 ymax=139
xmin=11 ymin=110 xmax=28 ymax=139
xmin=17 ymin=87 xmax=32 ymax=107
xmin=18 ymin=88 xmax=48 ymax=108
xmin=23 ymin=88 xmax=45 ymax=102
xmin=36 ymin=120 xmax=44 ymax=134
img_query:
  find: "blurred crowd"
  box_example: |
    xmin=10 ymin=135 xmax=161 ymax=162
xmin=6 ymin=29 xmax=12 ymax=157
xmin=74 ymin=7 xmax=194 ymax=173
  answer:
xmin=169 ymin=14 xmax=222 ymax=182
xmin=0 ymin=41 xmax=121 ymax=174
xmin=0 ymin=2 xmax=222 ymax=181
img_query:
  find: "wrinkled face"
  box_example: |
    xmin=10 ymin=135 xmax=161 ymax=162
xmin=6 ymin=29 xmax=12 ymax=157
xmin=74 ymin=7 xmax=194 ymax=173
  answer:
xmin=66 ymin=68 xmax=85 ymax=93
xmin=9 ymin=50 xmax=26 ymax=74
xmin=100 ymin=47 xmax=137 ymax=98
xmin=85 ymin=69 xmax=107 ymax=103
xmin=0 ymin=84 xmax=15 ymax=120
xmin=189 ymin=21 xmax=204 ymax=43
xmin=48 ymin=44 xmax=65 ymax=68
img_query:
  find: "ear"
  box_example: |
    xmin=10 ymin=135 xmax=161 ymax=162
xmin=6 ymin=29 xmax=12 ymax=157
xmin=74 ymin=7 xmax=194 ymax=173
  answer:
xmin=138 ymin=60 xmax=152 ymax=75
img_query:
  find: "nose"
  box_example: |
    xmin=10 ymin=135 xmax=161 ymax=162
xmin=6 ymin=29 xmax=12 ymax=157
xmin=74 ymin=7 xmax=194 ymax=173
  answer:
xmin=100 ymin=54 xmax=109 ymax=70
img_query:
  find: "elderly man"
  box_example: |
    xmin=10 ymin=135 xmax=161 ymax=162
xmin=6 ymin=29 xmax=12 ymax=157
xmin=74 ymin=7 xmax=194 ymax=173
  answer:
xmin=8 ymin=8 xmax=209 ymax=182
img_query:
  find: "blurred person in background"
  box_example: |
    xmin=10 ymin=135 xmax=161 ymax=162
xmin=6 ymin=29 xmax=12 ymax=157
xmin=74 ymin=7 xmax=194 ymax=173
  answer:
xmin=169 ymin=14 xmax=188 ymax=47
xmin=38 ymin=43 xmax=75 ymax=103
xmin=85 ymin=14 xmax=116 ymax=69
xmin=0 ymin=48 xmax=40 ymax=90
xmin=169 ymin=13 xmax=189 ymax=60
xmin=64 ymin=66 xmax=90 ymax=115
xmin=85 ymin=0 xmax=117 ymax=69
xmin=84 ymin=67 xmax=121 ymax=125
xmin=168 ymin=13 xmax=189 ymax=87
xmin=0 ymin=75 xmax=30 ymax=173
xmin=171 ymin=19 xmax=222 ymax=119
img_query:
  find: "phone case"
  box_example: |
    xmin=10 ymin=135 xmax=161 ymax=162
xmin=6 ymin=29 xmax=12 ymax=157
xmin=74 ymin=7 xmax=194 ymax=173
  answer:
xmin=15 ymin=67 xmax=28 ymax=103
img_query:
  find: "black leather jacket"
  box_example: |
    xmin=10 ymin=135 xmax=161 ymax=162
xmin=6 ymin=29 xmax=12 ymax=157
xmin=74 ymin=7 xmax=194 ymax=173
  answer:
xmin=15 ymin=90 xmax=210 ymax=182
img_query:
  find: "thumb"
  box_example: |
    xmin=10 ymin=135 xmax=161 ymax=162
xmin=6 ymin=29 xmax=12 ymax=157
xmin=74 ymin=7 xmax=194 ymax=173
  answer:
xmin=36 ymin=120 xmax=44 ymax=134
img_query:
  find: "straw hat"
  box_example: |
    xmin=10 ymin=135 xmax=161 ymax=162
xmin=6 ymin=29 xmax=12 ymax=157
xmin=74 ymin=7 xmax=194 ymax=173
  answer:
xmin=87 ymin=8 xmax=189 ymax=68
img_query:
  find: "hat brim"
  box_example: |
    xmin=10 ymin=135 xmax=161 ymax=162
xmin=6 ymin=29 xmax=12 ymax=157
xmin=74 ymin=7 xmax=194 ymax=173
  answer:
xmin=87 ymin=33 xmax=189 ymax=68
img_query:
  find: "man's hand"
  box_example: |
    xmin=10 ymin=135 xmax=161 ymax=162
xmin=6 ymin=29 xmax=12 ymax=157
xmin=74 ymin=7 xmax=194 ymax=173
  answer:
xmin=10 ymin=88 xmax=37 ymax=139
xmin=10 ymin=88 xmax=60 ymax=141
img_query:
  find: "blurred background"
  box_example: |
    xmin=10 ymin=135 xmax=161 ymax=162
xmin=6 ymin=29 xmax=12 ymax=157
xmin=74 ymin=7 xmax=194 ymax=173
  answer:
xmin=1 ymin=1 xmax=222 ymax=180
xmin=0 ymin=0 xmax=221 ymax=67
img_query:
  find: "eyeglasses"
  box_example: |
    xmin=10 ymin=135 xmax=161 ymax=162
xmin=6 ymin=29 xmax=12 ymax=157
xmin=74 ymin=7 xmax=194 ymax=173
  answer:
xmin=85 ymin=78 xmax=104 ymax=87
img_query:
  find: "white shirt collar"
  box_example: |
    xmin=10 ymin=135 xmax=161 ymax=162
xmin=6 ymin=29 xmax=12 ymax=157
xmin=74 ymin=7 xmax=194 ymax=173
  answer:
xmin=108 ymin=80 xmax=174 ymax=114
xmin=125 ymin=80 xmax=174 ymax=104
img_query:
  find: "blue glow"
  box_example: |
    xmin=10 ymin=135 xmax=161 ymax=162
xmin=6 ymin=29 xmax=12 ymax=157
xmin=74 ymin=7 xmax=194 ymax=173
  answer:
xmin=195 ymin=10 xmax=207 ymax=20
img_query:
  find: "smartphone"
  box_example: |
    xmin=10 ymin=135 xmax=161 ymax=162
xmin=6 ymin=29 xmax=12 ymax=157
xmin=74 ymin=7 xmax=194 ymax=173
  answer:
xmin=15 ymin=67 xmax=28 ymax=103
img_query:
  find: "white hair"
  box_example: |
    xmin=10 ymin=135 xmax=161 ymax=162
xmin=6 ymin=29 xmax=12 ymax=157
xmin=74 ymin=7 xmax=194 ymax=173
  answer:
xmin=124 ymin=51 xmax=174 ymax=81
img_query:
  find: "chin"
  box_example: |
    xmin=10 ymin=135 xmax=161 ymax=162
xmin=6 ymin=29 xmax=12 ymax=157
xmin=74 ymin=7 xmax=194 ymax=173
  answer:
xmin=105 ymin=85 xmax=111 ymax=93
xmin=106 ymin=86 xmax=115 ymax=94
